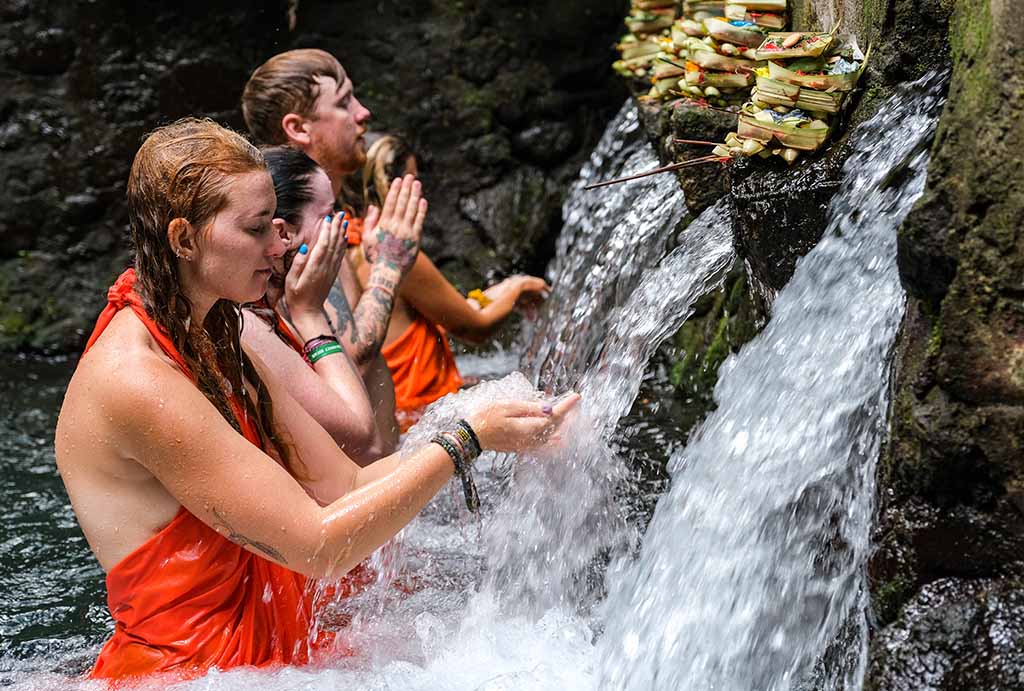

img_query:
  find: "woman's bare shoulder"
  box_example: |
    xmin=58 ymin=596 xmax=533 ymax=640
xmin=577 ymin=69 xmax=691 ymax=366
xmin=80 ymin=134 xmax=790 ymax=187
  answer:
xmin=62 ymin=311 xmax=191 ymax=431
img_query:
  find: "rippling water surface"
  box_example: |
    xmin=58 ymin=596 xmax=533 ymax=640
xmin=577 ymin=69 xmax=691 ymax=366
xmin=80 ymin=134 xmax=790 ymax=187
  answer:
xmin=0 ymin=357 xmax=107 ymax=680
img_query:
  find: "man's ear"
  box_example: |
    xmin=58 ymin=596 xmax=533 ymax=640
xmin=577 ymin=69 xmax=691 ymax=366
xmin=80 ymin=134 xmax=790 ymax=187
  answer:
xmin=281 ymin=113 xmax=311 ymax=147
xmin=168 ymin=218 xmax=198 ymax=261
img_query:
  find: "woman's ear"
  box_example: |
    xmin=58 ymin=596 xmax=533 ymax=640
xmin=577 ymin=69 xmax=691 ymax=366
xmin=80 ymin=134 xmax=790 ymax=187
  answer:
xmin=281 ymin=113 xmax=312 ymax=147
xmin=167 ymin=218 xmax=197 ymax=262
xmin=273 ymin=217 xmax=292 ymax=246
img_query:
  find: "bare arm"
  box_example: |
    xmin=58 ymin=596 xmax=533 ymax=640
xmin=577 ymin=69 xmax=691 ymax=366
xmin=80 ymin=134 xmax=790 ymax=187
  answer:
xmin=241 ymin=309 xmax=384 ymax=464
xmin=275 ymin=213 xmax=386 ymax=463
xmin=330 ymin=175 xmax=426 ymax=370
xmin=95 ymin=350 xmax=572 ymax=579
xmin=400 ymin=254 xmax=549 ymax=344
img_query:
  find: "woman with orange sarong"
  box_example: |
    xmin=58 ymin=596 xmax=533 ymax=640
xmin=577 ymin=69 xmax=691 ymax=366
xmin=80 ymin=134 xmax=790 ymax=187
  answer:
xmin=343 ymin=136 xmax=551 ymax=429
xmin=54 ymin=118 xmax=578 ymax=683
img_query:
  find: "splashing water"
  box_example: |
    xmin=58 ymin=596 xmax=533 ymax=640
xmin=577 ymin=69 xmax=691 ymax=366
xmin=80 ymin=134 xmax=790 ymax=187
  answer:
xmin=522 ymin=101 xmax=692 ymax=390
xmin=484 ymin=200 xmax=734 ymax=614
xmin=597 ymin=71 xmax=948 ymax=691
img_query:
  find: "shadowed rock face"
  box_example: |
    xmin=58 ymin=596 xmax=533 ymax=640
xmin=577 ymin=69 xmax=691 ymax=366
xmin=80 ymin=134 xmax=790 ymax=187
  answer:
xmin=869 ymin=0 xmax=1024 ymax=687
xmin=866 ymin=578 xmax=1024 ymax=691
xmin=0 ymin=0 xmax=626 ymax=352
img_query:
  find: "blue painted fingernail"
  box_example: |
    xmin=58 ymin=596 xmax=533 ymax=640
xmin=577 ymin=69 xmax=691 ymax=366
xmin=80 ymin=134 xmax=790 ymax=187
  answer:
xmin=339 ymin=210 xmax=346 ymax=219
xmin=325 ymin=215 xmax=332 ymax=222
xmin=298 ymin=244 xmax=308 ymax=255
xmin=542 ymin=404 xmax=553 ymax=415
xmin=343 ymin=220 xmax=349 ymax=230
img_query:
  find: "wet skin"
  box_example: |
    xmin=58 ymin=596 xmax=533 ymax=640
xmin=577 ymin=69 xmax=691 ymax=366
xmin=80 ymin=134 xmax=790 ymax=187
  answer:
xmin=56 ymin=168 xmax=578 ymax=578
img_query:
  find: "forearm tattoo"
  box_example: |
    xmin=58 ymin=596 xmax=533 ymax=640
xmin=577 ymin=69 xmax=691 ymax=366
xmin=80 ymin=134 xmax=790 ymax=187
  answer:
xmin=327 ymin=273 xmax=400 ymax=367
xmin=212 ymin=508 xmax=288 ymax=564
xmin=364 ymin=226 xmax=418 ymax=275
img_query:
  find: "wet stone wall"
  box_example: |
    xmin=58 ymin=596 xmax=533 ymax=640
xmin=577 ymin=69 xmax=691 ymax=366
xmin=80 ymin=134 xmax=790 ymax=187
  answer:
xmin=0 ymin=0 xmax=627 ymax=353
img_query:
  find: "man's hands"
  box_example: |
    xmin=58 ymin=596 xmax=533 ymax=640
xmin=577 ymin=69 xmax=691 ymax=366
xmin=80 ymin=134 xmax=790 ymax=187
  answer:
xmin=466 ymin=393 xmax=580 ymax=453
xmin=363 ymin=175 xmax=426 ymax=279
xmin=286 ymin=213 xmax=348 ymax=322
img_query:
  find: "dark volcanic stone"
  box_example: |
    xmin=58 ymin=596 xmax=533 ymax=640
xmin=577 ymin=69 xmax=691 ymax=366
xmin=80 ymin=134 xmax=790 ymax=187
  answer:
xmin=9 ymin=27 xmax=77 ymax=76
xmin=512 ymin=121 xmax=578 ymax=166
xmin=458 ymin=166 xmax=561 ymax=265
xmin=0 ymin=0 xmax=29 ymax=21
xmin=729 ymin=142 xmax=848 ymax=294
xmin=867 ymin=578 xmax=1024 ymax=691
xmin=870 ymin=0 xmax=1024 ymax=685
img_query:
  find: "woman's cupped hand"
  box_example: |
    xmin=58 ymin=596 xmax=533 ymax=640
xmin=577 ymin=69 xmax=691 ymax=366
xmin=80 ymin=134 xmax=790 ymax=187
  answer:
xmin=466 ymin=392 xmax=580 ymax=453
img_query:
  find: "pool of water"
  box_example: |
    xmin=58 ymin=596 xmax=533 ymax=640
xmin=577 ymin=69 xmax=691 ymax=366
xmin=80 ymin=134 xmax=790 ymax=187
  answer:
xmin=0 ymin=356 xmax=109 ymax=680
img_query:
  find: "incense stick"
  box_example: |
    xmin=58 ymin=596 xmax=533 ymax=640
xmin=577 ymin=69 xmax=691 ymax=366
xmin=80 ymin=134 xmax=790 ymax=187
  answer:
xmin=674 ymin=138 xmax=719 ymax=146
xmin=583 ymin=156 xmax=730 ymax=190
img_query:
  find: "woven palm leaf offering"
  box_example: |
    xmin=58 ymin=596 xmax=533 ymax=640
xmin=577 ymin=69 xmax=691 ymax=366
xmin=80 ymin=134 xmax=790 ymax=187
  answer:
xmin=613 ymin=0 xmax=679 ymax=83
xmin=660 ymin=0 xmax=788 ymax=108
xmin=723 ymin=0 xmax=786 ymax=29
xmin=722 ymin=33 xmax=867 ymax=164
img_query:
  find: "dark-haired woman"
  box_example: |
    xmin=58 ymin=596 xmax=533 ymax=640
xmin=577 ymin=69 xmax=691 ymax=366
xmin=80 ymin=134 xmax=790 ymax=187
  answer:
xmin=54 ymin=118 xmax=577 ymax=682
xmin=242 ymin=146 xmax=391 ymax=465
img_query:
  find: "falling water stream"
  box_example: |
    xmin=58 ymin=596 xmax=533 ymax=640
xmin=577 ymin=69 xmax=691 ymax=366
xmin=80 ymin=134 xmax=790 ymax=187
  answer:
xmin=598 ymin=71 xmax=946 ymax=691
xmin=0 ymin=73 xmax=945 ymax=690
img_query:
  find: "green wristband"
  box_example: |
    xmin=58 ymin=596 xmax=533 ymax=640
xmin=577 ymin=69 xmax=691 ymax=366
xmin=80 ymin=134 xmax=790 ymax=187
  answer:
xmin=307 ymin=341 xmax=344 ymax=364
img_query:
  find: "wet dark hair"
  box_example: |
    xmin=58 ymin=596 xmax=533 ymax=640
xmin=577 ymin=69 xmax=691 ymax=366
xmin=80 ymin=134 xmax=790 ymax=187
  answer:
xmin=261 ymin=145 xmax=322 ymax=223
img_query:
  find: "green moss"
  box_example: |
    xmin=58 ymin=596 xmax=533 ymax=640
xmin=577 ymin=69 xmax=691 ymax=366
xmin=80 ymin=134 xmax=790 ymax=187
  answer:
xmin=459 ymin=88 xmax=497 ymax=112
xmin=670 ymin=265 xmax=759 ymax=406
xmin=938 ymin=0 xmax=995 ymax=143
xmin=925 ymin=319 xmax=943 ymax=358
xmin=871 ymin=571 xmax=915 ymax=625
xmin=0 ymin=311 xmax=30 ymax=345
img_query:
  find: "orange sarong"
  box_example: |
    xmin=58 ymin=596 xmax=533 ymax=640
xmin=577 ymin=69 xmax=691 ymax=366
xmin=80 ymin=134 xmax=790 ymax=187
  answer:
xmin=83 ymin=269 xmax=369 ymax=683
xmin=381 ymin=318 xmax=464 ymax=430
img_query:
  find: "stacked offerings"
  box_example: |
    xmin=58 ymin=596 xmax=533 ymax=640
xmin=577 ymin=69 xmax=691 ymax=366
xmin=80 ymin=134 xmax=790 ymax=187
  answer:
xmin=670 ymin=0 xmax=788 ymax=106
xmin=614 ymin=0 xmax=791 ymax=106
xmin=613 ymin=1 xmax=679 ymax=85
xmin=714 ymin=32 xmax=868 ymax=163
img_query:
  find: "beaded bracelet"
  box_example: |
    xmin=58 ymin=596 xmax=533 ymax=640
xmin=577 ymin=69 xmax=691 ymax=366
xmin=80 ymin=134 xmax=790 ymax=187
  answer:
xmin=431 ymin=422 xmax=481 ymax=513
xmin=308 ymin=341 xmax=344 ymax=364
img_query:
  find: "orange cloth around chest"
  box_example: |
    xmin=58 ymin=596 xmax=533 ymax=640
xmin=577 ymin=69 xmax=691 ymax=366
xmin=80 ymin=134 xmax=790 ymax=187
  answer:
xmin=82 ymin=269 xmax=370 ymax=683
xmin=381 ymin=316 xmax=463 ymax=428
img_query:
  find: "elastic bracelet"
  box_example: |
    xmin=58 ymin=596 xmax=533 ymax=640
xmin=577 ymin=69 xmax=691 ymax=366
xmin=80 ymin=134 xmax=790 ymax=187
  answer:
xmin=307 ymin=341 xmax=344 ymax=364
xmin=303 ymin=334 xmax=338 ymax=357
xmin=455 ymin=419 xmax=483 ymax=457
xmin=431 ymin=430 xmax=480 ymax=513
